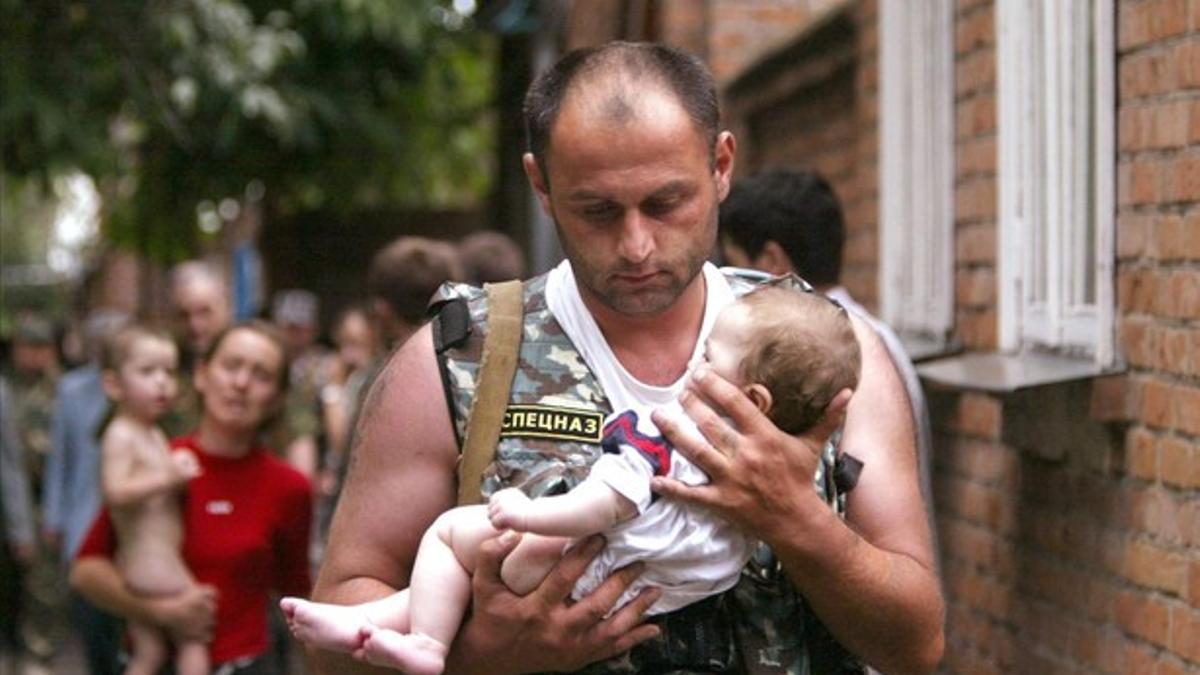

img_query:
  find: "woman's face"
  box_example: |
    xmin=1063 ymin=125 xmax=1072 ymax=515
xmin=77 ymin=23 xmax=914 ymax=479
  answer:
xmin=196 ymin=328 xmax=285 ymax=432
xmin=335 ymin=311 xmax=377 ymax=372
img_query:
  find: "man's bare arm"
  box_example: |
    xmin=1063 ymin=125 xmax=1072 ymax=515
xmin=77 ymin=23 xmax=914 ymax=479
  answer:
xmin=311 ymin=324 xmax=658 ymax=675
xmin=309 ymin=325 xmax=461 ymax=675
xmin=652 ymin=317 xmax=944 ymax=675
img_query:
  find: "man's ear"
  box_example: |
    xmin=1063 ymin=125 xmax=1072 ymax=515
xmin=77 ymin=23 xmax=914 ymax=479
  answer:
xmin=744 ymin=383 xmax=773 ymax=417
xmin=713 ymin=131 xmax=737 ymax=201
xmin=522 ymin=152 xmax=553 ymax=217
xmin=755 ymin=240 xmax=795 ymax=277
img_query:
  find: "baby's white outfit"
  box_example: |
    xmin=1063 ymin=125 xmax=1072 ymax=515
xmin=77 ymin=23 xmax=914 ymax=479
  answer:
xmin=544 ymin=261 xmax=752 ymax=615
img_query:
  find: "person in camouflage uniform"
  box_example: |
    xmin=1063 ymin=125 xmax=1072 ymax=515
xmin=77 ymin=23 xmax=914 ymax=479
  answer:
xmin=314 ymin=41 xmax=944 ymax=675
xmin=4 ymin=316 xmax=67 ymax=663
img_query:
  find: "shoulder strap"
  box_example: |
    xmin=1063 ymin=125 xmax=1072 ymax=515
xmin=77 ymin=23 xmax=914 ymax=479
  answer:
xmin=456 ymin=280 xmax=524 ymax=506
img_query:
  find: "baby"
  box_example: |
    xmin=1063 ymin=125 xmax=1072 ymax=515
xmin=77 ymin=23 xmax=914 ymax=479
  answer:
xmin=99 ymin=325 xmax=206 ymax=675
xmin=282 ymin=285 xmax=861 ymax=674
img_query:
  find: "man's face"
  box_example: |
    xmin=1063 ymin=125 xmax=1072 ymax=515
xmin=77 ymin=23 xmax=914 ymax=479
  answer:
xmin=525 ymin=89 xmax=734 ymax=317
xmin=173 ymin=280 xmax=231 ymax=358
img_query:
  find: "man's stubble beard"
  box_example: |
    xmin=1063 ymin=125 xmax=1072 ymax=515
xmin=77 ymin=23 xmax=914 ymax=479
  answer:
xmin=554 ymin=217 xmax=714 ymax=319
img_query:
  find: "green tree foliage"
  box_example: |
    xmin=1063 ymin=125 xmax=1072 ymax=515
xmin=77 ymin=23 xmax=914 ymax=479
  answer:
xmin=0 ymin=0 xmax=494 ymax=260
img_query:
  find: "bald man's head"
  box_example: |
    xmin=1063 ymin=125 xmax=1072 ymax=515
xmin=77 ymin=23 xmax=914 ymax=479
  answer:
xmin=170 ymin=261 xmax=232 ymax=358
xmin=523 ymin=41 xmax=719 ymax=185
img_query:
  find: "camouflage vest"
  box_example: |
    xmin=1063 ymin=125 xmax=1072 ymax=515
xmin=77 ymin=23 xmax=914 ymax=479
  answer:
xmin=432 ymin=270 xmax=865 ymax=675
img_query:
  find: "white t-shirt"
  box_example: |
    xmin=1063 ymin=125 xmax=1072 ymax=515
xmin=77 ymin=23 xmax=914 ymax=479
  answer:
xmin=544 ymin=261 xmax=751 ymax=615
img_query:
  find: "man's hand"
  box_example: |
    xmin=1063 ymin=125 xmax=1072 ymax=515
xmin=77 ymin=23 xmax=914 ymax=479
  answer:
xmin=650 ymin=365 xmax=852 ymax=542
xmin=146 ymin=583 xmax=217 ymax=643
xmin=446 ymin=532 xmax=661 ymax=675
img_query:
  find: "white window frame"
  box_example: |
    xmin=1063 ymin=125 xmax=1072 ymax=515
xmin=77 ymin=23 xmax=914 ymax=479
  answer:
xmin=878 ymin=0 xmax=956 ymax=351
xmin=997 ymin=0 xmax=1115 ymax=366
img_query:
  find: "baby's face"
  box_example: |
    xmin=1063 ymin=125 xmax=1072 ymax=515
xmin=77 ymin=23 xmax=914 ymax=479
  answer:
xmin=699 ymin=302 xmax=753 ymax=385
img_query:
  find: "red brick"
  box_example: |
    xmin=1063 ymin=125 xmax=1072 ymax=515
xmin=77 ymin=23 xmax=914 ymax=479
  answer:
xmin=1176 ymin=213 xmax=1200 ymax=259
xmin=1124 ymin=539 xmax=1188 ymax=596
xmin=1184 ymin=496 xmax=1200 ymax=547
xmin=1126 ymin=643 xmax=1158 ymax=675
xmin=1091 ymin=375 xmax=1132 ymax=422
xmin=1174 ymin=38 xmax=1200 ymax=89
xmin=956 ymin=222 xmax=996 ymax=261
xmin=1158 ymin=657 xmax=1189 ymax=675
xmin=956 ymin=267 xmax=995 ymax=307
xmin=1120 ymin=2 xmax=1150 ymax=51
xmin=1126 ymin=427 xmax=1160 ymax=480
xmin=1171 ymin=605 xmax=1200 ymax=662
xmin=1160 ymin=436 xmax=1199 ymax=488
xmin=1162 ymin=271 xmax=1200 ymax=320
xmin=1116 ymin=214 xmax=1149 ymax=258
xmin=1115 ymin=591 xmax=1170 ymax=647
xmin=1129 ymin=486 xmax=1183 ymax=544
xmin=958 ymin=392 xmax=1001 ymax=439
xmin=1142 ymin=379 xmax=1174 ymax=429
xmin=1120 ymin=317 xmax=1160 ymax=367
xmin=1189 ymin=558 xmax=1200 ymax=607
xmin=1134 ymin=269 xmax=1164 ymax=315
xmin=1151 ymin=100 xmax=1192 ymax=149
xmin=1175 ymin=383 xmax=1200 ymax=435
xmin=1152 ymin=215 xmax=1188 ymax=260
xmin=1119 ymin=106 xmax=1146 ymax=151
xmin=1127 ymin=157 xmax=1162 ymax=205
xmin=1159 ymin=328 xmax=1195 ymax=377
xmin=1188 ymin=100 xmax=1200 ymax=143
xmin=1164 ymin=154 xmax=1200 ymax=203
xmin=955 ymin=174 xmax=998 ymax=220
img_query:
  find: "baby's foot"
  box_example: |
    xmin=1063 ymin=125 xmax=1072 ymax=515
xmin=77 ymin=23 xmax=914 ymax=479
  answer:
xmin=358 ymin=627 xmax=448 ymax=675
xmin=488 ymin=487 xmax=533 ymax=531
xmin=279 ymin=597 xmax=370 ymax=653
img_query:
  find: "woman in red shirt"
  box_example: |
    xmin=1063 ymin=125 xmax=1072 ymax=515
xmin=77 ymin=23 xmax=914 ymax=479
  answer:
xmin=71 ymin=321 xmax=312 ymax=674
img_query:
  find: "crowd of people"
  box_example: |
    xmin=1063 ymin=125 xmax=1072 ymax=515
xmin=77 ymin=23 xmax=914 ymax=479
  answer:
xmin=0 ymin=232 xmax=525 ymax=675
xmin=1 ymin=40 xmax=942 ymax=675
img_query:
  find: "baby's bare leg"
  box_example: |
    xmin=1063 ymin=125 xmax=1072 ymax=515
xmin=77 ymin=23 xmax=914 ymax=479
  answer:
xmin=501 ymin=534 xmax=573 ymax=595
xmin=358 ymin=506 xmax=503 ymax=674
xmin=124 ymin=621 xmax=169 ymax=675
xmin=174 ymin=639 xmax=209 ymax=675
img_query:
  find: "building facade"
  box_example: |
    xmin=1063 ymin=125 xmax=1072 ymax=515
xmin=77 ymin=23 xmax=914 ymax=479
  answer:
xmin=515 ymin=1 xmax=1200 ymax=672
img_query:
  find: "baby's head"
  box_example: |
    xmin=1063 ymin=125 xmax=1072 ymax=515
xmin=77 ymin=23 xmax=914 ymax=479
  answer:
xmin=101 ymin=324 xmax=179 ymax=423
xmin=703 ymin=287 xmax=861 ymax=434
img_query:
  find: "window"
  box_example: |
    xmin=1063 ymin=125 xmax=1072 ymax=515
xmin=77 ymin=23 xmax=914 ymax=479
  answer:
xmin=997 ymin=0 xmax=1115 ymax=366
xmin=878 ymin=0 xmax=956 ymax=358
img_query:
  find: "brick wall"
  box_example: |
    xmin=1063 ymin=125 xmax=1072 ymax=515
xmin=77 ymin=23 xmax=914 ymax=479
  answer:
xmin=934 ymin=1 xmax=1200 ymax=673
xmin=720 ymin=1 xmax=881 ymax=307
xmin=557 ymin=1 xmax=1200 ymax=672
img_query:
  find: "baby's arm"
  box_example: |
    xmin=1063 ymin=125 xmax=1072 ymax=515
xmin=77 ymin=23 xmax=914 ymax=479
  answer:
xmin=101 ymin=423 xmax=198 ymax=508
xmin=489 ymin=480 xmax=636 ymax=537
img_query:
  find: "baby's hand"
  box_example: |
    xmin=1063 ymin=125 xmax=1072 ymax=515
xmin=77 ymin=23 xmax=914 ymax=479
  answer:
xmin=171 ymin=451 xmax=202 ymax=482
xmin=488 ymin=488 xmax=534 ymax=531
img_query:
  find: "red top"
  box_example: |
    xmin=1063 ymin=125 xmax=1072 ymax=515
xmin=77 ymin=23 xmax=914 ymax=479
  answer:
xmin=78 ymin=435 xmax=312 ymax=664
